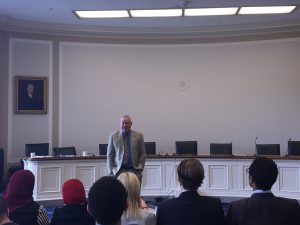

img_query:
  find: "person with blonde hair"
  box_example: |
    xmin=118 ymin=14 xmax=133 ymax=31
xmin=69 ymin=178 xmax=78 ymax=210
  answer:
xmin=117 ymin=172 xmax=156 ymax=225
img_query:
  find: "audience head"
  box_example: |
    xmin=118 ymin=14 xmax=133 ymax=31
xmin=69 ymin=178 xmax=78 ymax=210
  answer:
xmin=88 ymin=176 xmax=127 ymax=225
xmin=62 ymin=179 xmax=86 ymax=205
xmin=120 ymin=115 xmax=132 ymax=133
xmin=248 ymin=156 xmax=278 ymax=191
xmin=3 ymin=169 xmax=34 ymax=212
xmin=118 ymin=172 xmax=141 ymax=219
xmin=177 ymin=158 xmax=204 ymax=191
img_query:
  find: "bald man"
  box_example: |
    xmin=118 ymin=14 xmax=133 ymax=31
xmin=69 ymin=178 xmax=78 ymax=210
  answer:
xmin=107 ymin=115 xmax=146 ymax=184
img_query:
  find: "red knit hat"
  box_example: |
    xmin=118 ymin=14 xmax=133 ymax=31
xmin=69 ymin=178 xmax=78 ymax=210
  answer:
xmin=62 ymin=179 xmax=86 ymax=205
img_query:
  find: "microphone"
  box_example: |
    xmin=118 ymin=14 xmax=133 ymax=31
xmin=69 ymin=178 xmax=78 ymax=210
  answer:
xmin=254 ymin=137 xmax=258 ymax=156
xmin=286 ymin=138 xmax=292 ymax=156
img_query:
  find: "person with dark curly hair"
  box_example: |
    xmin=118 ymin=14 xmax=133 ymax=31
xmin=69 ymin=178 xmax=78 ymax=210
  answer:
xmin=156 ymin=158 xmax=226 ymax=225
xmin=88 ymin=176 xmax=142 ymax=225
xmin=226 ymin=156 xmax=300 ymax=225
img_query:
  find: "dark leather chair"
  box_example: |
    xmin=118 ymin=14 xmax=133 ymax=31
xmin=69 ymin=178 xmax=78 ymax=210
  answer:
xmin=288 ymin=141 xmax=300 ymax=156
xmin=25 ymin=143 xmax=49 ymax=157
xmin=145 ymin=142 xmax=156 ymax=155
xmin=7 ymin=143 xmax=49 ymax=184
xmin=53 ymin=146 xmax=76 ymax=156
xmin=256 ymin=144 xmax=280 ymax=156
xmin=175 ymin=141 xmax=197 ymax=155
xmin=99 ymin=144 xmax=108 ymax=155
xmin=210 ymin=143 xmax=232 ymax=155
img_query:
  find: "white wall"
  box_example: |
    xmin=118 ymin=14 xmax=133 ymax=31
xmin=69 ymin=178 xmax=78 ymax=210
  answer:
xmin=7 ymin=38 xmax=53 ymax=162
xmin=59 ymin=39 xmax=300 ymax=155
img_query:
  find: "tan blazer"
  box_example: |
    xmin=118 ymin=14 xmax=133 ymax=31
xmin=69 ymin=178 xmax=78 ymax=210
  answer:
xmin=107 ymin=129 xmax=146 ymax=175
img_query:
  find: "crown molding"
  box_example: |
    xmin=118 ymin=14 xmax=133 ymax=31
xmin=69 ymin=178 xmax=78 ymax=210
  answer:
xmin=1 ymin=15 xmax=300 ymax=43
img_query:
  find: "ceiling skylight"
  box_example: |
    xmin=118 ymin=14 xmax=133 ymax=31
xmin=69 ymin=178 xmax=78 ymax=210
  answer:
xmin=74 ymin=5 xmax=297 ymax=19
xmin=130 ymin=9 xmax=182 ymax=17
xmin=185 ymin=7 xmax=239 ymax=16
xmin=239 ymin=6 xmax=296 ymax=15
xmin=75 ymin=10 xmax=129 ymax=18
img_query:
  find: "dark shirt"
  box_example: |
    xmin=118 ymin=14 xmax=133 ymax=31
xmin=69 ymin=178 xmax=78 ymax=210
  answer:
xmin=226 ymin=192 xmax=300 ymax=225
xmin=1 ymin=222 xmax=19 ymax=225
xmin=2 ymin=222 xmax=19 ymax=225
xmin=9 ymin=201 xmax=47 ymax=225
xmin=19 ymin=94 xmax=43 ymax=110
xmin=50 ymin=204 xmax=95 ymax=225
xmin=157 ymin=191 xmax=226 ymax=225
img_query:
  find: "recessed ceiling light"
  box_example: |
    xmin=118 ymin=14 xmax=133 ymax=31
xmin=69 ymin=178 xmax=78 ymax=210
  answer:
xmin=239 ymin=6 xmax=296 ymax=14
xmin=185 ymin=7 xmax=239 ymax=16
xmin=130 ymin=9 xmax=182 ymax=17
xmin=75 ymin=10 xmax=129 ymax=18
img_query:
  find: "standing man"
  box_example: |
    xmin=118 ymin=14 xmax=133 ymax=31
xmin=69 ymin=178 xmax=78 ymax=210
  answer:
xmin=107 ymin=115 xmax=146 ymax=184
xmin=226 ymin=156 xmax=300 ymax=225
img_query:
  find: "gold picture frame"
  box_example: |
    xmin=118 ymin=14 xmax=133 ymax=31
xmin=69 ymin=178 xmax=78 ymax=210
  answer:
xmin=14 ymin=76 xmax=48 ymax=114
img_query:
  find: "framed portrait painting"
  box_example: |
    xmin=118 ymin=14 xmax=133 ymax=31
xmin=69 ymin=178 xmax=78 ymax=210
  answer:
xmin=14 ymin=76 xmax=48 ymax=114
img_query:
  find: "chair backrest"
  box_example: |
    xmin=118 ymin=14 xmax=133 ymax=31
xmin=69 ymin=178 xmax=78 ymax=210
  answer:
xmin=288 ymin=141 xmax=300 ymax=156
xmin=99 ymin=144 xmax=108 ymax=155
xmin=0 ymin=149 xmax=4 ymax=185
xmin=256 ymin=144 xmax=280 ymax=156
xmin=210 ymin=143 xmax=232 ymax=155
xmin=175 ymin=141 xmax=197 ymax=155
xmin=25 ymin=143 xmax=49 ymax=157
xmin=145 ymin=142 xmax=156 ymax=155
xmin=53 ymin=147 xmax=76 ymax=156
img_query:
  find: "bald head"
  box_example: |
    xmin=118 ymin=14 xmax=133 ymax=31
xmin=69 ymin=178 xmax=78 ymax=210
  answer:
xmin=120 ymin=115 xmax=132 ymax=132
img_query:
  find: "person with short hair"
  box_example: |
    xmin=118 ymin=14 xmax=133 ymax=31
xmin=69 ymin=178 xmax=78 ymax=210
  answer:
xmin=226 ymin=156 xmax=300 ymax=225
xmin=50 ymin=179 xmax=95 ymax=225
xmin=118 ymin=172 xmax=156 ymax=225
xmin=88 ymin=176 xmax=142 ymax=225
xmin=156 ymin=158 xmax=226 ymax=225
xmin=3 ymin=170 xmax=49 ymax=225
xmin=107 ymin=115 xmax=146 ymax=184
xmin=0 ymin=198 xmax=18 ymax=225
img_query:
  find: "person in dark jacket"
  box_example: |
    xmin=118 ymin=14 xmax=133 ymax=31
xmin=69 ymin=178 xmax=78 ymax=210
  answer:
xmin=226 ymin=156 xmax=300 ymax=225
xmin=156 ymin=158 xmax=226 ymax=225
xmin=3 ymin=170 xmax=49 ymax=225
xmin=50 ymin=179 xmax=95 ymax=225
